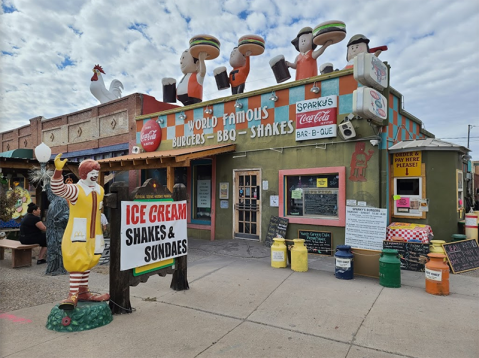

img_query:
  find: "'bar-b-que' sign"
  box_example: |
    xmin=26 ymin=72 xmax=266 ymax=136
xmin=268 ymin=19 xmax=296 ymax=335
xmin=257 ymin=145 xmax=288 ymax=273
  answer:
xmin=295 ymin=95 xmax=338 ymax=141
xmin=120 ymin=201 xmax=188 ymax=271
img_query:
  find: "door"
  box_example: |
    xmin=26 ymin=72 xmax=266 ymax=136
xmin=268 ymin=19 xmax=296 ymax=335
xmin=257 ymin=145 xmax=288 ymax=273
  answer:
xmin=234 ymin=170 xmax=261 ymax=240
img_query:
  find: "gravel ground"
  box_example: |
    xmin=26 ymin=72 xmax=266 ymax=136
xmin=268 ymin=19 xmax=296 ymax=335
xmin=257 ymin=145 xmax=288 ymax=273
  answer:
xmin=0 ymin=247 xmax=109 ymax=312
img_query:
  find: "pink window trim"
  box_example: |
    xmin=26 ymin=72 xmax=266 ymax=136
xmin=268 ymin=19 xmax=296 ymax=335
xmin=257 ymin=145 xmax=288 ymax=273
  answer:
xmin=279 ymin=166 xmax=346 ymax=227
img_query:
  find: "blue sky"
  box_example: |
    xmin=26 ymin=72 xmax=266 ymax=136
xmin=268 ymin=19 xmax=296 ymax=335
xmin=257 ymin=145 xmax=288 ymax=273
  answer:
xmin=1 ymin=0 xmax=478 ymax=158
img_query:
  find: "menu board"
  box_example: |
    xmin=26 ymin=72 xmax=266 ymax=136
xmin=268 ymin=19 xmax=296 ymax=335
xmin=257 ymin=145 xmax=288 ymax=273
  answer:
xmin=303 ymin=189 xmax=337 ymax=216
xmin=298 ymin=230 xmax=332 ymax=256
xmin=264 ymin=216 xmax=289 ymax=247
xmin=345 ymin=207 xmax=387 ymax=250
xmin=442 ymin=239 xmax=479 ymax=274
xmin=383 ymin=240 xmax=429 ymax=271
xmin=197 ymin=180 xmax=211 ymax=208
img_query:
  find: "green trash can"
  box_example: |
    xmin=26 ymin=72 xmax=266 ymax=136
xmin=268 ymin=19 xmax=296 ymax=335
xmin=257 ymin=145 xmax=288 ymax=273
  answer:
xmin=451 ymin=234 xmax=467 ymax=242
xmin=379 ymin=249 xmax=401 ymax=288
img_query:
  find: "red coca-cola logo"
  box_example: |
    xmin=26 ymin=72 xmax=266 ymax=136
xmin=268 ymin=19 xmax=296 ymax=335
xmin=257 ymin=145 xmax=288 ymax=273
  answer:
xmin=140 ymin=119 xmax=162 ymax=152
xmin=296 ymin=108 xmax=337 ymax=129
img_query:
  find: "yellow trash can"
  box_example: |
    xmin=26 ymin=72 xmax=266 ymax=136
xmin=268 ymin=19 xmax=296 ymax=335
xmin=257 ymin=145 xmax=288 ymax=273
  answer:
xmin=291 ymin=239 xmax=308 ymax=272
xmin=271 ymin=238 xmax=287 ymax=268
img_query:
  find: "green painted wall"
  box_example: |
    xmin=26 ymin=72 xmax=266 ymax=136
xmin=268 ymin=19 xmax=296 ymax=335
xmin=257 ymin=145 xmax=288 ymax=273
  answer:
xmin=214 ymin=136 xmax=381 ymax=249
xmin=391 ymin=151 xmax=463 ymax=242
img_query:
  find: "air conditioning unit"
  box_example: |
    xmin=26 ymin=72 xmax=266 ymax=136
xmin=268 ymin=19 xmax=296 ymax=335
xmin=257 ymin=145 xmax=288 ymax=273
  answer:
xmin=131 ymin=146 xmax=141 ymax=154
xmin=338 ymin=122 xmax=356 ymax=140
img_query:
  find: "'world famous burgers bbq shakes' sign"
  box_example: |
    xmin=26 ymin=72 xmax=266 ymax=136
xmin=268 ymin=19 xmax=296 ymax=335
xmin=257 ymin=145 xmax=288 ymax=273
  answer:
xmin=295 ymin=95 xmax=338 ymax=141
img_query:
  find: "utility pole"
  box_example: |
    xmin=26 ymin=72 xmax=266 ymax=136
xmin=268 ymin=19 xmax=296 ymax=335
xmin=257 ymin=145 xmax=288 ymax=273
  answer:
xmin=467 ymin=124 xmax=472 ymax=149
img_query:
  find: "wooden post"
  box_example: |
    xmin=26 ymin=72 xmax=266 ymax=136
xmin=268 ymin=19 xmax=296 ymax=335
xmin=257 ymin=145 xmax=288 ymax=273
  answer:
xmin=166 ymin=166 xmax=174 ymax=193
xmin=170 ymin=183 xmax=189 ymax=291
xmin=105 ymin=181 xmax=132 ymax=314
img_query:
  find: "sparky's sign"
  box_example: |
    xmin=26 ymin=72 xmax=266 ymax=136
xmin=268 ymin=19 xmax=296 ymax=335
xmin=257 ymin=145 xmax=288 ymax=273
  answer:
xmin=295 ymin=95 xmax=338 ymax=141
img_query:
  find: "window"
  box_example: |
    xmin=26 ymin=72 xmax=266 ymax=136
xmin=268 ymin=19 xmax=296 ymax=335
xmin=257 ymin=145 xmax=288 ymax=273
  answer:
xmin=279 ymin=167 xmax=346 ymax=226
xmin=393 ymin=177 xmax=423 ymax=217
xmin=191 ymin=160 xmax=212 ymax=224
xmin=457 ymin=170 xmax=463 ymax=211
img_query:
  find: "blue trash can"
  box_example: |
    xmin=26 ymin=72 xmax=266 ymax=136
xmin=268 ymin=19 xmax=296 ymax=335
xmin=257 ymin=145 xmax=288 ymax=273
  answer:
xmin=335 ymin=245 xmax=354 ymax=280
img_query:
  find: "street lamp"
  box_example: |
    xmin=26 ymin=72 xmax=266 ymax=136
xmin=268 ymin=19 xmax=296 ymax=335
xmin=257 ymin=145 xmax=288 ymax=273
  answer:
xmin=34 ymin=142 xmax=52 ymax=165
xmin=33 ymin=142 xmax=52 ymax=191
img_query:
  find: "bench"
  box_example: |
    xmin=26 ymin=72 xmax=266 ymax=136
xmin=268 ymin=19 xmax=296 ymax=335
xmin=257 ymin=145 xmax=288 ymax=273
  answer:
xmin=0 ymin=239 xmax=39 ymax=268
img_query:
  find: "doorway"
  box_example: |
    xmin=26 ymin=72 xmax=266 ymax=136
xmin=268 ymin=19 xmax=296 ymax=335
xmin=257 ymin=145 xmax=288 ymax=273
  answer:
xmin=234 ymin=169 xmax=261 ymax=240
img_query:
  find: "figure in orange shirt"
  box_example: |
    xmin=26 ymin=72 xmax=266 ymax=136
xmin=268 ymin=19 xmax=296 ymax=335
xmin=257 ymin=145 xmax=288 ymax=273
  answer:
xmin=229 ymin=47 xmax=252 ymax=94
xmin=286 ymin=27 xmax=332 ymax=81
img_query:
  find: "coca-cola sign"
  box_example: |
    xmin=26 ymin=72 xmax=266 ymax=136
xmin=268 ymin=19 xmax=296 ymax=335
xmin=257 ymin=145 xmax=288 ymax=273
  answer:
xmin=140 ymin=119 xmax=162 ymax=152
xmin=295 ymin=95 xmax=337 ymax=141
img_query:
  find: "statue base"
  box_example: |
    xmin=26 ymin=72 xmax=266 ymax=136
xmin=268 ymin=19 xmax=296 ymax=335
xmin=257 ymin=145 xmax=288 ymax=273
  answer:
xmin=46 ymin=301 xmax=113 ymax=332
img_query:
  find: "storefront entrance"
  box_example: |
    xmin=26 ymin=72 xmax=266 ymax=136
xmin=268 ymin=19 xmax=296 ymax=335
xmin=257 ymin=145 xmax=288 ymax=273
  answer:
xmin=234 ymin=169 xmax=261 ymax=240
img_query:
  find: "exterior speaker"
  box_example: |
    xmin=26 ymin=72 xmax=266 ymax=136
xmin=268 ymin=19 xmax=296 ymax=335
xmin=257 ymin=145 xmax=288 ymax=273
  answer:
xmin=131 ymin=146 xmax=141 ymax=154
xmin=338 ymin=122 xmax=356 ymax=140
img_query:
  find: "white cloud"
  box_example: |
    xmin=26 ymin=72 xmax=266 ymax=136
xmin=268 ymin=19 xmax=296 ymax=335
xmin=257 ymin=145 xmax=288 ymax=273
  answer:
xmin=0 ymin=0 xmax=478 ymax=157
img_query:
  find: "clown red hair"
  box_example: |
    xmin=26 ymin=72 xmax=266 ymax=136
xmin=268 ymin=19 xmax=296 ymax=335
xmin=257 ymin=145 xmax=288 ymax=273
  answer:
xmin=78 ymin=159 xmax=101 ymax=180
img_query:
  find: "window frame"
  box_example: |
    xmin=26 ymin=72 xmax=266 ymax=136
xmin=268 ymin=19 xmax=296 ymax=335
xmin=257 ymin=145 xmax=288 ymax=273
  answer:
xmin=190 ymin=159 xmax=213 ymax=225
xmin=279 ymin=167 xmax=346 ymax=226
xmin=393 ymin=176 xmax=423 ymax=218
xmin=457 ymin=169 xmax=464 ymax=212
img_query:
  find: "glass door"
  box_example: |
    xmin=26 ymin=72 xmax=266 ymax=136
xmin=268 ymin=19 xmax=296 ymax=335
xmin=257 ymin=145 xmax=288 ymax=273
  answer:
xmin=234 ymin=170 xmax=261 ymax=240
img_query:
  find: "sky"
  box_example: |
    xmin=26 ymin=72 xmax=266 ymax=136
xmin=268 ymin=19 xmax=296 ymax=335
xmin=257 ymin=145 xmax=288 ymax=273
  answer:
xmin=1 ymin=0 xmax=478 ymax=159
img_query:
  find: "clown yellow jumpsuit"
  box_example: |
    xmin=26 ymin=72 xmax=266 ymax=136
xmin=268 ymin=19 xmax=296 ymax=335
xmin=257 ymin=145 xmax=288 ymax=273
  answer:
xmin=51 ymin=175 xmax=105 ymax=271
xmin=51 ymin=155 xmax=108 ymax=310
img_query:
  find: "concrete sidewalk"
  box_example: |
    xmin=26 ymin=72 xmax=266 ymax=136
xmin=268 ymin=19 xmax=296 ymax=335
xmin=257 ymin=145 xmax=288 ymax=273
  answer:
xmin=1 ymin=238 xmax=478 ymax=358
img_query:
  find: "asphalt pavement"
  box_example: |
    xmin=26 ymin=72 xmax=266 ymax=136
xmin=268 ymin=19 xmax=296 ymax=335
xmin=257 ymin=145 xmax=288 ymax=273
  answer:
xmin=1 ymin=238 xmax=478 ymax=358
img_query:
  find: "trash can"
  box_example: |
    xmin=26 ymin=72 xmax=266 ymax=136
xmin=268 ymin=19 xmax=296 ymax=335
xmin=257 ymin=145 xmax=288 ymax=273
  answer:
xmin=335 ymin=245 xmax=354 ymax=280
xmin=291 ymin=239 xmax=308 ymax=272
xmin=379 ymin=249 xmax=401 ymax=288
xmin=271 ymin=238 xmax=287 ymax=268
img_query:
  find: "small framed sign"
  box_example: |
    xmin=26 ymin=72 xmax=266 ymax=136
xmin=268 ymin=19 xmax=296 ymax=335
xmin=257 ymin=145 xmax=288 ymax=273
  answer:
xmin=219 ymin=182 xmax=229 ymax=200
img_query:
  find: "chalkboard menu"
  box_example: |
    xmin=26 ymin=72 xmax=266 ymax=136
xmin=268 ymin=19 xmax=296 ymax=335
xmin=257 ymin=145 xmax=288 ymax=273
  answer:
xmin=298 ymin=230 xmax=332 ymax=256
xmin=383 ymin=240 xmax=429 ymax=271
xmin=303 ymin=189 xmax=337 ymax=217
xmin=264 ymin=216 xmax=289 ymax=247
xmin=442 ymin=239 xmax=479 ymax=274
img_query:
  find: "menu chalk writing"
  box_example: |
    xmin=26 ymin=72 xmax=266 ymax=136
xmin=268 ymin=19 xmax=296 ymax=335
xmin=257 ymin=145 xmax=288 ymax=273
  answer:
xmin=298 ymin=230 xmax=332 ymax=256
xmin=442 ymin=239 xmax=479 ymax=274
xmin=383 ymin=240 xmax=429 ymax=271
xmin=264 ymin=216 xmax=289 ymax=247
xmin=303 ymin=189 xmax=337 ymax=216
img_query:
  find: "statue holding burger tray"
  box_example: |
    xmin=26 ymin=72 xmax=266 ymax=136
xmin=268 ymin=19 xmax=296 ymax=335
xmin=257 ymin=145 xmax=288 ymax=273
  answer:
xmin=270 ymin=20 xmax=347 ymax=83
xmin=214 ymin=34 xmax=265 ymax=95
xmin=163 ymin=34 xmax=220 ymax=106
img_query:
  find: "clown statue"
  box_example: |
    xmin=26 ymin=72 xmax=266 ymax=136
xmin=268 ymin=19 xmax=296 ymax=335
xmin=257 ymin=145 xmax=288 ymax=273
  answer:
xmin=286 ymin=27 xmax=332 ymax=81
xmin=51 ymin=154 xmax=109 ymax=310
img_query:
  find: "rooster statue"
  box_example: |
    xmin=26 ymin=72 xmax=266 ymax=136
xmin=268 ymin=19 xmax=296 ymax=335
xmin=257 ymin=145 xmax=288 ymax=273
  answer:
xmin=90 ymin=64 xmax=124 ymax=104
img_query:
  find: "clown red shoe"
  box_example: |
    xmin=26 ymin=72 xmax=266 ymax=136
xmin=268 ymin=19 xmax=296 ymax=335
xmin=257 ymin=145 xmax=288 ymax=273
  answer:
xmin=59 ymin=292 xmax=79 ymax=311
xmin=78 ymin=287 xmax=110 ymax=302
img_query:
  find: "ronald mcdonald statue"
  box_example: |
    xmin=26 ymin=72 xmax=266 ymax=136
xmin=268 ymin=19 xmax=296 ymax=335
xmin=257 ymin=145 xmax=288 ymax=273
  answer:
xmin=51 ymin=154 xmax=109 ymax=310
